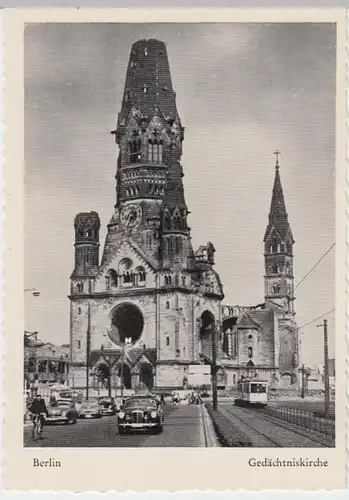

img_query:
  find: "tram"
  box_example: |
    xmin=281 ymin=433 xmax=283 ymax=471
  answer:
xmin=234 ymin=378 xmax=268 ymax=407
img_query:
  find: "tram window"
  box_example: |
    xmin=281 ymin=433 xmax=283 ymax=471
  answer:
xmin=250 ymin=383 xmax=267 ymax=393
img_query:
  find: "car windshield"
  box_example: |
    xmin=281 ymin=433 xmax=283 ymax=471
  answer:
xmin=81 ymin=403 xmax=98 ymax=409
xmin=124 ymin=399 xmax=157 ymax=409
xmin=57 ymin=402 xmax=73 ymax=408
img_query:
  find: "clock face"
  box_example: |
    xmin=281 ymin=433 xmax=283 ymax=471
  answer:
xmin=120 ymin=203 xmax=142 ymax=228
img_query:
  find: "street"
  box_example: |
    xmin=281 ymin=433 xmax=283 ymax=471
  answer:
xmin=24 ymin=404 xmax=210 ymax=447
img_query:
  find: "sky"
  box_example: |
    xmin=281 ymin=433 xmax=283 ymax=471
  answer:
xmin=24 ymin=23 xmax=336 ymax=367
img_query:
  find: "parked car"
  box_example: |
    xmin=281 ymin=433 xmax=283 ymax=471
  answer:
xmin=79 ymin=401 xmax=102 ymax=419
xmin=98 ymin=397 xmax=117 ymax=416
xmin=46 ymin=400 xmax=79 ymax=425
xmin=117 ymin=396 xmax=164 ymax=434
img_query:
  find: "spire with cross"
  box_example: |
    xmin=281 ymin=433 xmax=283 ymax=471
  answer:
xmin=273 ymin=149 xmax=281 ymax=168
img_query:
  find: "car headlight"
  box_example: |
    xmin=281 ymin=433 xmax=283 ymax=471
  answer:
xmin=150 ymin=411 xmax=157 ymax=419
xmin=118 ymin=411 xmax=125 ymax=419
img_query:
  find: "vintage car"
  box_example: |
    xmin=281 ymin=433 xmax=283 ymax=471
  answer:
xmin=46 ymin=400 xmax=79 ymax=425
xmin=79 ymin=401 xmax=102 ymax=419
xmin=99 ymin=397 xmax=117 ymax=416
xmin=117 ymin=396 xmax=164 ymax=434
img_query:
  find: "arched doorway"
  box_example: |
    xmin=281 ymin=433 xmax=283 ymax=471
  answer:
xmin=200 ymin=310 xmax=215 ymax=359
xmin=109 ymin=302 xmax=144 ymax=345
xmin=94 ymin=362 xmax=111 ymax=391
xmin=139 ymin=363 xmax=153 ymax=390
xmin=116 ymin=363 xmax=132 ymax=389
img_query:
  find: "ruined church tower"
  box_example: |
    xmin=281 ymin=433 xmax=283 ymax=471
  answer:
xmin=69 ymin=40 xmax=224 ymax=391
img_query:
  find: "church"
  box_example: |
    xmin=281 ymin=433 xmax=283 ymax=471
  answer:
xmin=69 ymin=39 xmax=300 ymax=392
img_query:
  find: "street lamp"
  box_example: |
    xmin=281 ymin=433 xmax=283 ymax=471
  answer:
xmin=25 ymin=288 xmax=41 ymax=297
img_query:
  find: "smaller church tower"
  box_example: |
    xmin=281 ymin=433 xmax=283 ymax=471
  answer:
xmin=264 ymin=152 xmax=295 ymax=313
xmin=72 ymin=211 xmax=100 ymax=279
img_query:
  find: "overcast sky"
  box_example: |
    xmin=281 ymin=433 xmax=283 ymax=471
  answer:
xmin=24 ymin=23 xmax=336 ymax=367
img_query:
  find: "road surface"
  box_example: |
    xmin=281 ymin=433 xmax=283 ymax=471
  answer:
xmin=24 ymin=404 xmax=211 ymax=447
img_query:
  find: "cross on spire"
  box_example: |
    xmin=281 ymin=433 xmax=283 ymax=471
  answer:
xmin=273 ymin=149 xmax=281 ymax=168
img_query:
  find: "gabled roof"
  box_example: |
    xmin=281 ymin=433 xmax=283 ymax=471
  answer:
xmin=98 ymin=237 xmax=159 ymax=278
xmin=237 ymin=312 xmax=261 ymax=330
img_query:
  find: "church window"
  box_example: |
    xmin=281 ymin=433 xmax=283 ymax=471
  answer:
xmin=166 ymin=301 xmax=170 ymax=309
xmin=183 ymin=347 xmax=186 ymax=356
xmin=248 ymin=334 xmax=252 ymax=340
xmin=286 ymin=240 xmax=292 ymax=254
xmin=148 ymin=139 xmax=163 ymax=164
xmin=272 ymin=238 xmax=278 ymax=253
xmin=143 ymin=85 xmax=148 ymax=93
xmin=182 ymin=275 xmax=186 ymax=286
xmin=135 ymin=266 xmax=146 ymax=285
xmin=77 ymin=340 xmax=81 ymax=349
xmin=168 ymin=238 xmax=173 ymax=252
xmin=107 ymin=269 xmax=118 ymax=287
xmin=269 ymin=245 xmax=273 ymax=254
xmin=248 ymin=347 xmax=253 ymax=358
xmin=273 ymin=263 xmax=278 ymax=274
xmin=105 ymin=276 xmax=110 ymax=289
xmin=183 ymin=318 xmax=186 ymax=326
xmin=277 ymin=243 xmax=281 ymax=253
xmin=163 ymin=215 xmax=170 ymax=230
xmin=175 ymin=237 xmax=182 ymax=255
xmin=286 ymin=262 xmax=290 ymax=275
xmin=173 ymin=215 xmax=181 ymax=230
xmin=78 ymin=307 xmax=81 ymax=315
xmin=231 ymin=330 xmax=238 ymax=358
xmin=129 ymin=138 xmax=141 ymax=164
xmin=166 ymin=336 xmax=170 ymax=346
xmin=273 ymin=283 xmax=281 ymax=294
xmin=77 ymin=282 xmax=83 ymax=293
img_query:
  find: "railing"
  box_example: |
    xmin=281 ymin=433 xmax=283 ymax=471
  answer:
xmin=264 ymin=404 xmax=335 ymax=438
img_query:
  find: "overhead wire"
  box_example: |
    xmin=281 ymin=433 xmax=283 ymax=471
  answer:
xmin=295 ymin=242 xmax=335 ymax=290
xmin=298 ymin=308 xmax=335 ymax=331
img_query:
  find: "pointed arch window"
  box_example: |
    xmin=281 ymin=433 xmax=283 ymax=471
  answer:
xmin=272 ymin=238 xmax=278 ymax=253
xmin=148 ymin=139 xmax=163 ymax=164
xmin=129 ymin=138 xmax=141 ymax=164
xmin=175 ymin=237 xmax=182 ymax=255
xmin=286 ymin=240 xmax=292 ymax=254
xmin=173 ymin=215 xmax=182 ymax=230
xmin=248 ymin=347 xmax=253 ymax=358
xmin=163 ymin=214 xmax=171 ymax=230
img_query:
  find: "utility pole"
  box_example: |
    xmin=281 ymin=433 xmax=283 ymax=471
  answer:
xmin=323 ymin=319 xmax=330 ymax=416
xmin=301 ymin=364 xmax=305 ymax=398
xmin=211 ymin=324 xmax=218 ymax=410
xmin=86 ymin=300 xmax=91 ymax=401
xmin=317 ymin=319 xmax=330 ymax=416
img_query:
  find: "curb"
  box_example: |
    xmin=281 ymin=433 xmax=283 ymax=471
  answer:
xmin=201 ymin=404 xmax=220 ymax=447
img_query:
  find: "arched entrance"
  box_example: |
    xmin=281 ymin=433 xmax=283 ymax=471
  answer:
xmin=139 ymin=363 xmax=153 ymax=390
xmin=109 ymin=302 xmax=144 ymax=345
xmin=115 ymin=363 xmax=132 ymax=389
xmin=200 ymin=310 xmax=215 ymax=359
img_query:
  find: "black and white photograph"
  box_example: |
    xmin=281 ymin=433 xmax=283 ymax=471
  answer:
xmin=21 ymin=21 xmax=340 ymax=451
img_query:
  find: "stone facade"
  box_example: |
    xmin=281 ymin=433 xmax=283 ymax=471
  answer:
xmin=69 ymin=39 xmax=299 ymax=392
